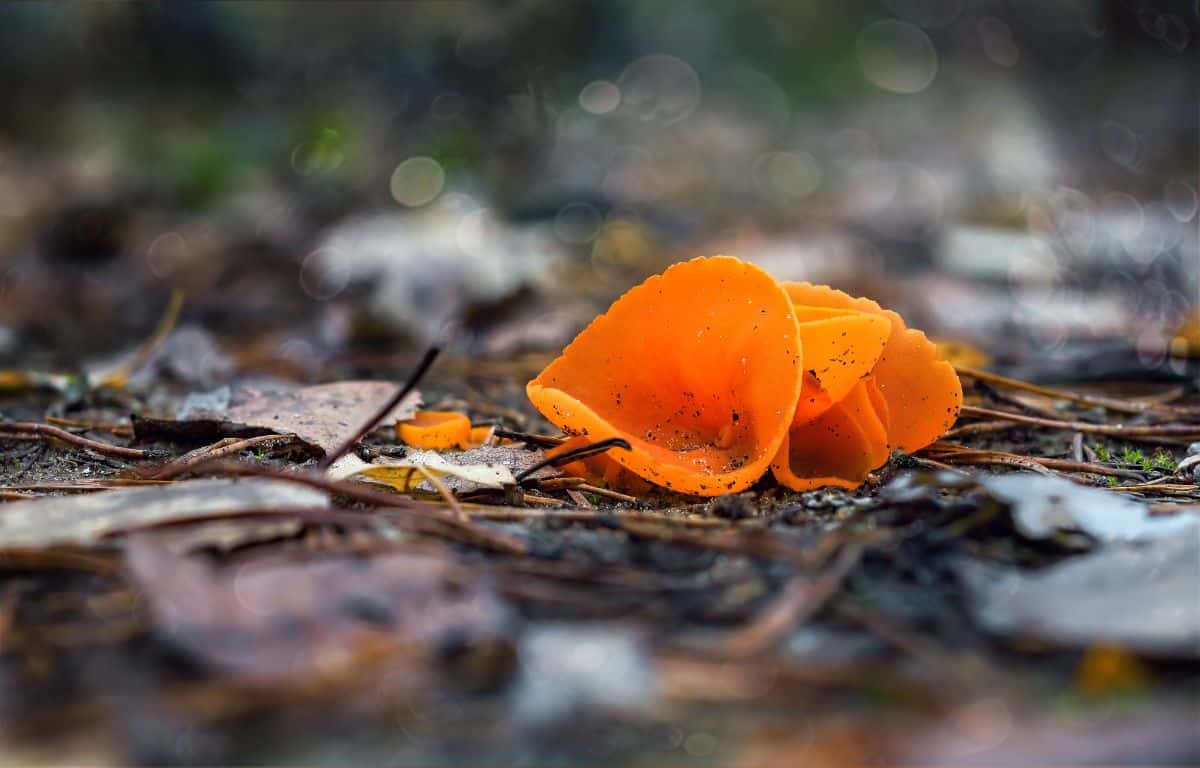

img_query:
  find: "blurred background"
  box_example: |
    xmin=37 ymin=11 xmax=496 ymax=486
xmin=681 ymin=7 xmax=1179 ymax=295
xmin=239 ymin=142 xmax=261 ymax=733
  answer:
xmin=0 ymin=0 xmax=1195 ymax=380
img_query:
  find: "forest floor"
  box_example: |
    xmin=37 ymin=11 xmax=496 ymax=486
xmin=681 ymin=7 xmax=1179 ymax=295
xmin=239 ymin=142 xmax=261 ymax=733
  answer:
xmin=2 ymin=270 xmax=1198 ymax=766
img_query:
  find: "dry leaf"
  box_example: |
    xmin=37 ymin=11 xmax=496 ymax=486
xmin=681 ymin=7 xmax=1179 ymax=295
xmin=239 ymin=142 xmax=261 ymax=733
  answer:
xmin=327 ymin=452 xmax=515 ymax=492
xmin=133 ymin=380 xmax=421 ymax=455
xmin=0 ymin=478 xmax=327 ymax=548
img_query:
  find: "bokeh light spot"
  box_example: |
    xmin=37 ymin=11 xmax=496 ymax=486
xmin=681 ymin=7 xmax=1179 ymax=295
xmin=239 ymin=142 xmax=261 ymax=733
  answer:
xmin=579 ymin=80 xmax=621 ymax=115
xmin=390 ymin=156 xmax=445 ymax=207
xmin=299 ymin=248 xmax=351 ymax=301
xmin=857 ymin=20 xmax=938 ymax=94
xmin=554 ymin=202 xmax=602 ymax=244
xmin=978 ymin=17 xmax=1020 ymax=67
xmin=617 ymin=54 xmax=701 ymax=124
xmin=146 ymin=231 xmax=190 ymax=279
xmin=290 ymin=128 xmax=344 ymax=176
xmin=755 ymin=151 xmax=821 ymax=201
xmin=1165 ymin=180 xmax=1197 ymax=222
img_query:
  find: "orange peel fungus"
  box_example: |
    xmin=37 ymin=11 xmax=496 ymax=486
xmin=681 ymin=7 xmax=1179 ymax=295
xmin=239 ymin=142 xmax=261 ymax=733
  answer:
xmin=396 ymin=410 xmax=492 ymax=450
xmin=527 ymin=256 xmax=803 ymax=496
xmin=526 ymin=257 xmax=962 ymax=496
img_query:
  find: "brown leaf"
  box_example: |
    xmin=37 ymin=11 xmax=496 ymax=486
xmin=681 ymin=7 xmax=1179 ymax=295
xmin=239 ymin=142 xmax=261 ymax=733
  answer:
xmin=133 ymin=381 xmax=421 ymax=454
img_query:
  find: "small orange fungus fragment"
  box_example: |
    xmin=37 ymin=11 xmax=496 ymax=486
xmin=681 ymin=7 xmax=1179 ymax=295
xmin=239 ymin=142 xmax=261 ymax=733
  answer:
xmin=396 ymin=410 xmax=488 ymax=450
xmin=527 ymin=256 xmax=803 ymax=496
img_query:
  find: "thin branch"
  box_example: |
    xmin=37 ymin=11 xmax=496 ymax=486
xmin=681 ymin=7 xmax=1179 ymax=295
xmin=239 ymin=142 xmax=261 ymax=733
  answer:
xmin=928 ymin=444 xmax=1147 ymax=480
xmin=153 ymin=433 xmax=310 ymax=480
xmin=959 ymin=405 xmax=1200 ymax=439
xmin=942 ymin=419 xmax=1021 ymax=439
xmin=493 ymin=429 xmax=566 ymax=448
xmin=44 ymin=416 xmax=133 ymax=437
xmin=955 ymin=365 xmax=1199 ymax=418
xmin=99 ymin=288 xmax=186 ymax=388
xmin=319 ymin=346 xmax=440 ymax=470
xmin=717 ymin=542 xmax=864 ymax=658
xmin=0 ymin=422 xmax=154 ymax=460
xmin=515 ymin=436 xmax=632 ymax=483
xmin=575 ymin=482 xmax=641 ymax=504
xmin=415 ymin=466 xmax=467 ymax=521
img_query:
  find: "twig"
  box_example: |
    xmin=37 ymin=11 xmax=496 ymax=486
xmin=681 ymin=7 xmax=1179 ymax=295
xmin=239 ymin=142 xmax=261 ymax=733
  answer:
xmin=493 ymin=429 xmax=566 ymax=448
xmin=521 ymin=492 xmax=566 ymax=507
xmin=416 ymin=466 xmax=467 ymax=521
xmin=565 ymin=489 xmax=593 ymax=508
xmin=717 ymin=542 xmax=864 ymax=658
xmin=45 ymin=416 xmax=134 ymax=437
xmin=928 ymin=444 xmax=1148 ymax=480
xmin=319 ymin=346 xmax=440 ymax=470
xmin=905 ymin=454 xmax=968 ymax=475
xmin=98 ymin=288 xmax=186 ymax=388
xmin=533 ymin=477 xmax=587 ymax=490
xmin=515 ymin=436 xmax=632 ymax=483
xmin=959 ymin=405 xmax=1200 ymax=439
xmin=941 ymin=420 xmax=1021 ymax=440
xmin=955 ymin=365 xmax=1199 ymax=417
xmin=1108 ymin=483 xmax=1200 ymax=495
xmin=153 ymin=433 xmax=309 ymax=480
xmin=0 ymin=548 xmax=122 ymax=574
xmin=0 ymin=422 xmax=154 ymax=460
xmin=837 ymin=601 xmax=967 ymax=674
xmin=575 ymin=482 xmax=640 ymax=504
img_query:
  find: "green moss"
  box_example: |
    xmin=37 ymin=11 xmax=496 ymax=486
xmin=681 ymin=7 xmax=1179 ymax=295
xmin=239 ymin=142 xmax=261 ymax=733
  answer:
xmin=1151 ymin=450 xmax=1177 ymax=472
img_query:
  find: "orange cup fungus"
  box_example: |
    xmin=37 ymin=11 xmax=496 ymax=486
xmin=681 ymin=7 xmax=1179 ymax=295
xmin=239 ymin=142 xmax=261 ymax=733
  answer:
xmin=526 ymin=256 xmax=962 ymax=496
xmin=396 ymin=410 xmax=493 ymax=450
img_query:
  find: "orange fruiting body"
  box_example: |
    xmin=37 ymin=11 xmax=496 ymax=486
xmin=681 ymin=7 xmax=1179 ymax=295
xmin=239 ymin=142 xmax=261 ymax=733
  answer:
xmin=781 ymin=282 xmax=963 ymax=454
xmin=526 ymin=259 xmax=962 ymax=496
xmin=396 ymin=410 xmax=489 ymax=450
xmin=527 ymin=256 xmax=804 ymax=496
